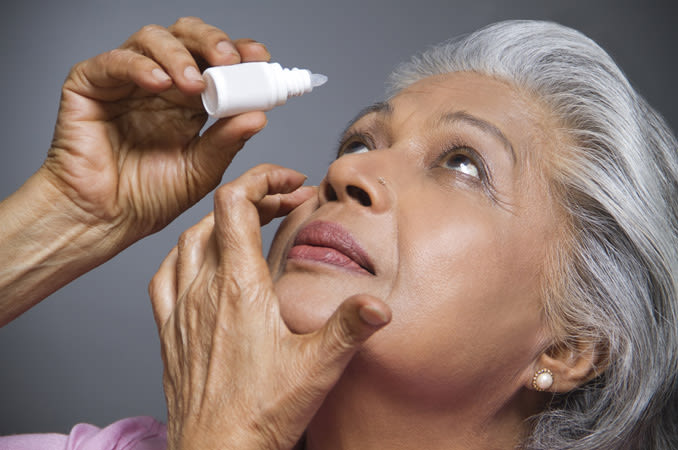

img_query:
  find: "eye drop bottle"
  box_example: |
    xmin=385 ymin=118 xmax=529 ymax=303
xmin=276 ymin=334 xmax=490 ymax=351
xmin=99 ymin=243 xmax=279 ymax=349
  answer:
xmin=201 ymin=62 xmax=328 ymax=118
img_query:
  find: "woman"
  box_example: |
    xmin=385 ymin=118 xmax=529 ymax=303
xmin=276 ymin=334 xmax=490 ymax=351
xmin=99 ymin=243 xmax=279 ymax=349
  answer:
xmin=147 ymin=20 xmax=678 ymax=449
xmin=2 ymin=18 xmax=677 ymax=450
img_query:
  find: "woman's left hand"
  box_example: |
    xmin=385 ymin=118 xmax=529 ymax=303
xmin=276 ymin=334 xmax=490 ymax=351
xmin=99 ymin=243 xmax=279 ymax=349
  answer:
xmin=149 ymin=164 xmax=392 ymax=450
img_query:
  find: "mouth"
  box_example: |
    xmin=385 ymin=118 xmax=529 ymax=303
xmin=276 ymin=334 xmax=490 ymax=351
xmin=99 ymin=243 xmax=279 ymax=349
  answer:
xmin=287 ymin=220 xmax=375 ymax=275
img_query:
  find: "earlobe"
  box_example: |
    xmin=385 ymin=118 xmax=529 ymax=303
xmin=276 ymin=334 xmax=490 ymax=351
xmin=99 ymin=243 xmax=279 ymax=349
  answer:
xmin=529 ymin=341 xmax=607 ymax=393
xmin=532 ymin=368 xmax=554 ymax=391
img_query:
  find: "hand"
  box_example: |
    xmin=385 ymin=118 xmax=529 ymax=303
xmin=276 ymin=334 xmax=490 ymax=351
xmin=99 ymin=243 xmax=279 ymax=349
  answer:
xmin=149 ymin=165 xmax=392 ymax=450
xmin=42 ymin=17 xmax=270 ymax=243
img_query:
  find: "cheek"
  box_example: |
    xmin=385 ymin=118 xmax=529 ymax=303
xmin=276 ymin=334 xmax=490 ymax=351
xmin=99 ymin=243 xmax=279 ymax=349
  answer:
xmin=359 ymin=205 xmax=547 ymax=398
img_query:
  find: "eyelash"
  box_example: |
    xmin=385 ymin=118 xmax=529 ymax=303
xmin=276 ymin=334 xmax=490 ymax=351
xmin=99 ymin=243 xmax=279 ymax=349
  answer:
xmin=433 ymin=145 xmax=487 ymax=182
xmin=337 ymin=133 xmax=487 ymax=181
xmin=336 ymin=132 xmax=375 ymax=158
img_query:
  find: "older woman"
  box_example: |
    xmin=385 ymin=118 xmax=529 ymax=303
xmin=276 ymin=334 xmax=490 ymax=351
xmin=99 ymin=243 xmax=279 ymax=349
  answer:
xmin=144 ymin=20 xmax=678 ymax=450
xmin=2 ymin=18 xmax=677 ymax=450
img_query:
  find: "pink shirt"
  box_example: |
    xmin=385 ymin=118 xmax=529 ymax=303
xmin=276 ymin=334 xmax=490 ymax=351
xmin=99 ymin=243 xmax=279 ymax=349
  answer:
xmin=0 ymin=417 xmax=167 ymax=450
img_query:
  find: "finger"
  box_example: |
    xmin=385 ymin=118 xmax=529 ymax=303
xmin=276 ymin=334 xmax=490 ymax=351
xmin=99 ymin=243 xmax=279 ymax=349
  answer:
xmin=185 ymin=111 xmax=268 ymax=199
xmin=148 ymin=247 xmax=179 ymax=333
xmin=232 ymin=38 xmax=271 ymax=63
xmin=257 ymin=185 xmax=316 ymax=225
xmin=176 ymin=213 xmax=215 ymax=297
xmin=122 ymin=24 xmax=205 ymax=95
xmin=212 ymin=164 xmax=307 ymax=280
xmin=305 ymin=294 xmax=391 ymax=385
xmin=169 ymin=16 xmax=241 ymax=68
xmin=65 ymin=49 xmax=173 ymax=103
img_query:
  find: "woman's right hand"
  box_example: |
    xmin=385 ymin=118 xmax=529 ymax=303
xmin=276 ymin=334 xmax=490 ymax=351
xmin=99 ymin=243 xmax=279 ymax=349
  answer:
xmin=149 ymin=165 xmax=392 ymax=450
xmin=43 ymin=16 xmax=271 ymax=245
xmin=0 ymin=18 xmax=271 ymax=325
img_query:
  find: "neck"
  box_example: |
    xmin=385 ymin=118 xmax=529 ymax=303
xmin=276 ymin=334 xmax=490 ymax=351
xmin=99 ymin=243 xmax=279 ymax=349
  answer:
xmin=304 ymin=357 xmax=533 ymax=450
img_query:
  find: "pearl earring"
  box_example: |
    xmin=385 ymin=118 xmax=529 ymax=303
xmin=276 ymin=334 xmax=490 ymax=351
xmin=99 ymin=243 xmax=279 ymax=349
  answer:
xmin=532 ymin=368 xmax=554 ymax=391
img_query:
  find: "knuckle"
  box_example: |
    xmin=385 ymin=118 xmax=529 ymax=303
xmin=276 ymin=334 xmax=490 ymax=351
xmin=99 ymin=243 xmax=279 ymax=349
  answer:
xmin=253 ymin=162 xmax=280 ymax=173
xmin=166 ymin=44 xmax=192 ymax=60
xmin=215 ymin=183 xmax=246 ymax=208
xmin=203 ymin=26 xmax=230 ymax=42
xmin=105 ymin=48 xmax=129 ymax=62
xmin=327 ymin=312 xmax=360 ymax=352
xmin=173 ymin=16 xmax=202 ymax=29
xmin=102 ymin=48 xmax=136 ymax=68
xmin=178 ymin=227 xmax=199 ymax=250
xmin=148 ymin=275 xmax=159 ymax=298
xmin=179 ymin=16 xmax=202 ymax=24
xmin=147 ymin=284 xmax=157 ymax=303
xmin=65 ymin=61 xmax=84 ymax=84
xmin=138 ymin=23 xmax=164 ymax=36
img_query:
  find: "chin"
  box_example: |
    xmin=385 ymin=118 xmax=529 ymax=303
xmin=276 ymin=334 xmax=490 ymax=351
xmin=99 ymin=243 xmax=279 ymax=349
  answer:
xmin=273 ymin=270 xmax=353 ymax=334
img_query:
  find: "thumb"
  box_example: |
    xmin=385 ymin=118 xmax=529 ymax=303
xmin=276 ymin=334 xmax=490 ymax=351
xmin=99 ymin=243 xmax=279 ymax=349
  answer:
xmin=307 ymin=295 xmax=391 ymax=381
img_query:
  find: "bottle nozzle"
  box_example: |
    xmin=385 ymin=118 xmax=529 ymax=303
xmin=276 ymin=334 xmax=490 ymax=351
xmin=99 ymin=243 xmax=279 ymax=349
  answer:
xmin=311 ymin=73 xmax=328 ymax=88
xmin=202 ymin=63 xmax=327 ymax=118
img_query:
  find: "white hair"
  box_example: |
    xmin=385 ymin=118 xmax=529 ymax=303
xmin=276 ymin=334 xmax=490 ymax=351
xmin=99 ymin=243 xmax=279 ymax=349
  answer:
xmin=388 ymin=20 xmax=678 ymax=449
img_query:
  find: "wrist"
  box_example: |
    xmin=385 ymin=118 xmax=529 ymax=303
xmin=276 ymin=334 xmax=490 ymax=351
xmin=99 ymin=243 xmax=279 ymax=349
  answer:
xmin=27 ymin=167 xmax=126 ymax=253
xmin=171 ymin=422 xmax=286 ymax=450
xmin=0 ymin=169 xmax=126 ymax=325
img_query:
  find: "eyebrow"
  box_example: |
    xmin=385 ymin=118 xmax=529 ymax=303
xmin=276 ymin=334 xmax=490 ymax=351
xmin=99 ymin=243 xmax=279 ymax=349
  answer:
xmin=339 ymin=101 xmax=392 ymax=137
xmin=440 ymin=111 xmax=516 ymax=163
xmin=335 ymin=102 xmax=393 ymax=158
xmin=337 ymin=103 xmax=516 ymax=164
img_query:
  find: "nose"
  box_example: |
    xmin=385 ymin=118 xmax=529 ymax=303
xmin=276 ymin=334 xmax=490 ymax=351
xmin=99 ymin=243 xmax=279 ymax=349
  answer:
xmin=318 ymin=151 xmax=392 ymax=213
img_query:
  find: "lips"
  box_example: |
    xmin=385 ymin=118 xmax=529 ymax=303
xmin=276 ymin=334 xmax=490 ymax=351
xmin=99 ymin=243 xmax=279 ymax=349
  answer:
xmin=287 ymin=220 xmax=375 ymax=275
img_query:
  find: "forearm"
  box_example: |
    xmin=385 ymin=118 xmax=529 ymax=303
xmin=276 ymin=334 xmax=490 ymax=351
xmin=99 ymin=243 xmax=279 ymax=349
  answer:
xmin=0 ymin=169 xmax=124 ymax=326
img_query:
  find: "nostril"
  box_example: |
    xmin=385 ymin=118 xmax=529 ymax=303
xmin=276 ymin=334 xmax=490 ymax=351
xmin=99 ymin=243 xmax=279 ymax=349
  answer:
xmin=346 ymin=185 xmax=372 ymax=207
xmin=324 ymin=183 xmax=338 ymax=202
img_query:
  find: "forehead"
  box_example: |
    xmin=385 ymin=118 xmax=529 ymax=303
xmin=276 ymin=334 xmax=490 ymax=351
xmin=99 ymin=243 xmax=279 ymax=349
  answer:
xmin=347 ymin=72 xmax=558 ymax=167
xmin=391 ymin=72 xmax=543 ymax=129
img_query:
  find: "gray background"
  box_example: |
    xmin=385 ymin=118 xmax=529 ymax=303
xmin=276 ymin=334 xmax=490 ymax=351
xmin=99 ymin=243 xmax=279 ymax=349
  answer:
xmin=1 ymin=0 xmax=676 ymax=435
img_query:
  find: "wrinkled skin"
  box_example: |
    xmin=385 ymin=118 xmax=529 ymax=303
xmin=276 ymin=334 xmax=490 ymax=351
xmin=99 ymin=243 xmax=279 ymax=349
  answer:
xmin=149 ymin=165 xmax=391 ymax=450
xmin=44 ymin=16 xmax=271 ymax=241
xmin=0 ymin=17 xmax=271 ymax=324
xmin=150 ymin=72 xmax=586 ymax=450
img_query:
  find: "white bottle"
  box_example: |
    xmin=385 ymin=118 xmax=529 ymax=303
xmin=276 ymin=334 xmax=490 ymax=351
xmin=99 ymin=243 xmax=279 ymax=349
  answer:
xmin=201 ymin=62 xmax=328 ymax=118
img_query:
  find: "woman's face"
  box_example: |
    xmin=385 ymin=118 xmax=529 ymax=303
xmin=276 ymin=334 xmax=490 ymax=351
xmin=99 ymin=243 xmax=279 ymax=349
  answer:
xmin=268 ymin=72 xmax=564 ymax=404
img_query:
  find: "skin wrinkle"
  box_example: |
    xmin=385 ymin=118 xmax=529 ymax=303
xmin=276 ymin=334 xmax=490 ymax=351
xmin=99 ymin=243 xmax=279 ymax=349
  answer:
xmin=338 ymin=96 xmax=520 ymax=211
xmin=439 ymin=110 xmax=517 ymax=163
xmin=266 ymin=72 xmax=577 ymax=449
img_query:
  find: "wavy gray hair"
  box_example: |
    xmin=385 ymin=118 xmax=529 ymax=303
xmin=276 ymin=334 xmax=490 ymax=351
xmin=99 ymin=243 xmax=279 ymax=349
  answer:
xmin=388 ymin=20 xmax=678 ymax=449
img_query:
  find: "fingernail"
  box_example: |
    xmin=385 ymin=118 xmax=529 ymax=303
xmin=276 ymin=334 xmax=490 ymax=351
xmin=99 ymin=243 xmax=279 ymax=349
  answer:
xmin=216 ymin=40 xmax=236 ymax=55
xmin=242 ymin=123 xmax=267 ymax=140
xmin=184 ymin=66 xmax=203 ymax=82
xmin=242 ymin=129 xmax=260 ymax=140
xmin=152 ymin=68 xmax=171 ymax=82
xmin=295 ymin=185 xmax=315 ymax=195
xmin=252 ymin=42 xmax=270 ymax=55
xmin=359 ymin=305 xmax=389 ymax=327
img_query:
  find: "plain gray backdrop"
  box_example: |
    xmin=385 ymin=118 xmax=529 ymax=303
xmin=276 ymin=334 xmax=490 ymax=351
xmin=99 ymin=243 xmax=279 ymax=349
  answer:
xmin=1 ymin=0 xmax=676 ymax=435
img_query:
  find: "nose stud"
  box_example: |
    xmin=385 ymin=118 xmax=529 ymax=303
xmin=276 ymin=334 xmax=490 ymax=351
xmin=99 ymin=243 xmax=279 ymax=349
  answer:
xmin=377 ymin=176 xmax=386 ymax=186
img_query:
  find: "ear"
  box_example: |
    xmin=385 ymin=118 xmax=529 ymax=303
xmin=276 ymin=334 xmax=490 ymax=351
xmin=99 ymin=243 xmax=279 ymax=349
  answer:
xmin=528 ymin=340 xmax=607 ymax=393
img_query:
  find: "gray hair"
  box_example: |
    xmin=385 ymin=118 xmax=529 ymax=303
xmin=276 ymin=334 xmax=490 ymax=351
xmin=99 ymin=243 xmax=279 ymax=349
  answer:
xmin=388 ymin=20 xmax=678 ymax=449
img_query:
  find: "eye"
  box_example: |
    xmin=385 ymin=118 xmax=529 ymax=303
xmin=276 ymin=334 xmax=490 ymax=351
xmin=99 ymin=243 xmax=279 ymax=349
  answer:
xmin=340 ymin=139 xmax=370 ymax=156
xmin=440 ymin=149 xmax=480 ymax=179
